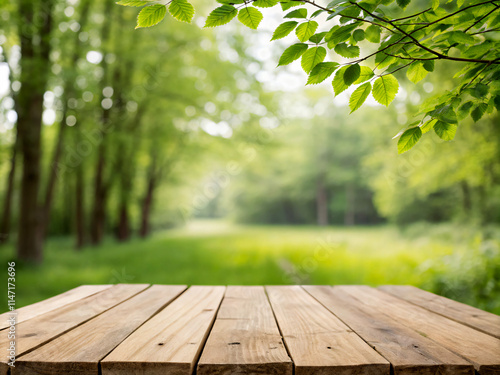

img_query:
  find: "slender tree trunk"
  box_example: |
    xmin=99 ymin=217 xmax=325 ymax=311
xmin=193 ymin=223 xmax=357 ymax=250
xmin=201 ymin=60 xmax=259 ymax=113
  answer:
xmin=460 ymin=180 xmax=472 ymax=216
xmin=75 ymin=165 xmax=85 ymax=250
xmin=16 ymin=0 xmax=54 ymax=262
xmin=316 ymin=175 xmax=328 ymax=226
xmin=90 ymin=146 xmax=107 ymax=245
xmin=344 ymin=183 xmax=356 ymax=226
xmin=90 ymin=0 xmax=114 ymax=246
xmin=117 ymin=203 xmax=130 ymax=241
xmin=0 ymin=137 xmax=18 ymax=245
xmin=39 ymin=0 xmax=93 ymax=242
xmin=140 ymin=172 xmax=156 ymax=238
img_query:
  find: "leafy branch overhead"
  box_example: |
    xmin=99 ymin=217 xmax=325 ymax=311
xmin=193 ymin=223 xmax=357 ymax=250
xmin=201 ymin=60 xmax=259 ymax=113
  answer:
xmin=118 ymin=0 xmax=500 ymax=153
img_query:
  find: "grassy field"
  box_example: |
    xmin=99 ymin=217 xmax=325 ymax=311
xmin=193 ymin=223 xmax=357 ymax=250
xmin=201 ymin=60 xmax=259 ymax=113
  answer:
xmin=1 ymin=220 xmax=499 ymax=313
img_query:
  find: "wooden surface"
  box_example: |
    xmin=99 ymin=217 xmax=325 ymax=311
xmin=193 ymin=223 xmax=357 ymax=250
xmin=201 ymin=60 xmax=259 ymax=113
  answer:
xmin=15 ymin=285 xmax=186 ymax=375
xmin=0 ymin=285 xmax=111 ymax=330
xmin=197 ymin=286 xmax=292 ymax=375
xmin=3 ymin=285 xmax=499 ymax=375
xmin=379 ymin=285 xmax=500 ymax=340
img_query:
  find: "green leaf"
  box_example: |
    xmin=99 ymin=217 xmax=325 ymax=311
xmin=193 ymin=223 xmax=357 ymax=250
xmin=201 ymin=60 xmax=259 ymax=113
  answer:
xmin=136 ymin=4 xmax=167 ymax=28
xmin=353 ymin=29 xmax=365 ymax=42
xmin=238 ymin=6 xmax=263 ymax=29
xmin=326 ymin=23 xmax=359 ymax=45
xmin=309 ymin=32 xmax=327 ymax=44
xmin=471 ymin=83 xmax=489 ymax=98
xmin=398 ymin=127 xmax=422 ymax=154
xmin=271 ymin=21 xmax=298 ymax=41
xmin=431 ymin=0 xmax=439 ymax=10
xmin=365 ymin=25 xmax=381 ymax=43
xmin=406 ymin=61 xmax=429 ymax=84
xmin=277 ymin=43 xmax=308 ymax=66
xmin=284 ymin=8 xmax=307 ymax=18
xmin=204 ymin=5 xmax=237 ymax=27
xmin=450 ymin=31 xmax=475 ymax=45
xmin=301 ymin=46 xmax=327 ymax=73
xmin=117 ymin=0 xmax=149 ymax=7
xmin=296 ymin=21 xmax=319 ymax=42
xmin=373 ymin=75 xmax=399 ymax=106
xmin=334 ymin=43 xmax=360 ymax=58
xmin=420 ymin=118 xmax=437 ymax=133
xmin=281 ymin=0 xmax=304 ymax=10
xmin=423 ymin=60 xmax=434 ymax=72
xmin=168 ymin=0 xmax=194 ymax=23
xmin=333 ymin=66 xmax=349 ymax=96
xmin=354 ymin=66 xmax=374 ymax=84
xmin=306 ymin=62 xmax=339 ymax=85
xmin=396 ymin=0 xmax=411 ymax=9
xmin=434 ymin=121 xmax=457 ymax=141
xmin=430 ymin=105 xmax=457 ymax=124
xmin=494 ymin=95 xmax=500 ymax=111
xmin=471 ymin=103 xmax=488 ymax=122
xmin=253 ymin=0 xmax=278 ymax=7
xmin=344 ymin=63 xmax=360 ymax=86
xmin=349 ymin=82 xmax=372 ymax=113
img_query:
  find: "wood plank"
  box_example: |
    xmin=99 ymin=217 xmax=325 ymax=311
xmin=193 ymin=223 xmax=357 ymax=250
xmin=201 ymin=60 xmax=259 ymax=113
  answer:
xmin=14 ymin=285 xmax=186 ymax=375
xmin=336 ymin=286 xmax=500 ymax=375
xmin=265 ymin=285 xmax=389 ymax=375
xmin=379 ymin=285 xmax=500 ymax=340
xmin=0 ymin=284 xmax=149 ymax=375
xmin=0 ymin=285 xmax=112 ymax=330
xmin=101 ymin=286 xmax=225 ymax=375
xmin=197 ymin=286 xmax=293 ymax=375
xmin=304 ymin=285 xmax=474 ymax=375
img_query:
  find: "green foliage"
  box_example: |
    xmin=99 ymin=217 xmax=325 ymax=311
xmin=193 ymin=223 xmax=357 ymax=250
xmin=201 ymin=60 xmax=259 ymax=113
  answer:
xmin=373 ymin=75 xmax=399 ymax=106
xmin=278 ymin=43 xmax=308 ymax=66
xmin=136 ymin=4 xmax=166 ymax=28
xmin=271 ymin=21 xmax=298 ymax=40
xmin=205 ymin=5 xmax=237 ymax=27
xmin=397 ymin=127 xmax=422 ymax=154
xmin=301 ymin=46 xmax=326 ymax=73
xmin=120 ymin=0 xmax=500 ymax=152
xmin=237 ymin=6 xmax=263 ymax=29
xmin=168 ymin=0 xmax=194 ymax=23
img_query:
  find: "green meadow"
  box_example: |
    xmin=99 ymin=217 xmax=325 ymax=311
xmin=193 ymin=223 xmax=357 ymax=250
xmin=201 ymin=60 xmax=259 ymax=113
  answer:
xmin=2 ymin=220 xmax=498 ymax=314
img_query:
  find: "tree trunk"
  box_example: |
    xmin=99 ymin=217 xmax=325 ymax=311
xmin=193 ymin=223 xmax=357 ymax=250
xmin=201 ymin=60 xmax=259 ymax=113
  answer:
xmin=0 ymin=136 xmax=18 ymax=245
xmin=89 ymin=0 xmax=114 ymax=246
xmin=39 ymin=0 xmax=93 ymax=242
xmin=75 ymin=165 xmax=85 ymax=250
xmin=460 ymin=180 xmax=472 ymax=216
xmin=117 ymin=202 xmax=131 ymax=241
xmin=90 ymin=147 xmax=107 ymax=245
xmin=140 ymin=173 xmax=156 ymax=238
xmin=16 ymin=0 xmax=54 ymax=262
xmin=316 ymin=175 xmax=328 ymax=226
xmin=344 ymin=183 xmax=356 ymax=226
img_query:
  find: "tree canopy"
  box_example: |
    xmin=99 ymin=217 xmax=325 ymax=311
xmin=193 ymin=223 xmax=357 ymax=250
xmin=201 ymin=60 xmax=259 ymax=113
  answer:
xmin=119 ymin=0 xmax=500 ymax=153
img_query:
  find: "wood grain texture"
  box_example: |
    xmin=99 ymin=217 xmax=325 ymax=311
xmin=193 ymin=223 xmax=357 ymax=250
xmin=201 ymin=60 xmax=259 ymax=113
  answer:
xmin=0 ymin=284 xmax=149 ymax=375
xmin=14 ymin=285 xmax=186 ymax=375
xmin=0 ymin=285 xmax=112 ymax=330
xmin=304 ymin=285 xmax=474 ymax=375
xmin=379 ymin=285 xmax=500 ymax=340
xmin=101 ymin=286 xmax=225 ymax=375
xmin=266 ymin=286 xmax=389 ymax=375
xmin=197 ymin=286 xmax=292 ymax=375
xmin=336 ymin=286 xmax=500 ymax=375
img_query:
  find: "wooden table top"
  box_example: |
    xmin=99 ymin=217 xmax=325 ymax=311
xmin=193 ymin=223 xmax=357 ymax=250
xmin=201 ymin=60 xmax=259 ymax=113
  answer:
xmin=1 ymin=284 xmax=499 ymax=375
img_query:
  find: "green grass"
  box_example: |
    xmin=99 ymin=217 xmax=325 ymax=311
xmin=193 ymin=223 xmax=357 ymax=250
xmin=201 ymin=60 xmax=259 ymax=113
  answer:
xmin=1 ymin=220 xmax=498 ymax=313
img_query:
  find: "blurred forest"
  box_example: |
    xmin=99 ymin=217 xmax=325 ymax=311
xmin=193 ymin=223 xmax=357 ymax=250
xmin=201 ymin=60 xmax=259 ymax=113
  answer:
xmin=0 ymin=0 xmax=499 ymax=311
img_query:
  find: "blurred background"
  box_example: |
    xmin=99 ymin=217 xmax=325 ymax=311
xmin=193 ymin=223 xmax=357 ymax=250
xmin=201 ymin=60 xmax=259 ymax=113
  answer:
xmin=0 ymin=0 xmax=499 ymax=313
